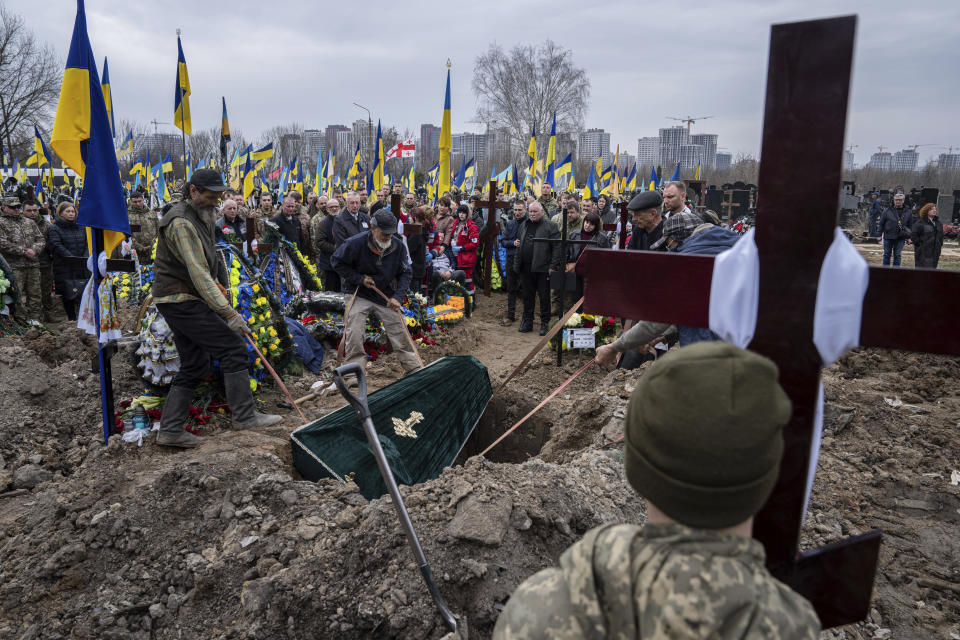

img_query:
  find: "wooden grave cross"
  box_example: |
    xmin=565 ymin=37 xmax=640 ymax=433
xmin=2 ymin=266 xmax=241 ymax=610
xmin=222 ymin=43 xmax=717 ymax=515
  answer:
xmin=581 ymin=15 xmax=960 ymax=628
xmin=476 ymin=180 xmax=511 ymax=296
xmin=389 ymin=192 xmax=422 ymax=237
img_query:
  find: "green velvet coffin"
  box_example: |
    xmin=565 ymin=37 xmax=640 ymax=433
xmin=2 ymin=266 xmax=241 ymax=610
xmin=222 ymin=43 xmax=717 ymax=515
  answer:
xmin=291 ymin=356 xmax=492 ymax=499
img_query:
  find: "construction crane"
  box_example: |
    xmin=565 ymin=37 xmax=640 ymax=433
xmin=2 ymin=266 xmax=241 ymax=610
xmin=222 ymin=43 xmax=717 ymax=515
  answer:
xmin=667 ymin=115 xmax=714 ymax=134
xmin=876 ymin=145 xmax=887 ymax=153
xmin=150 ymin=119 xmax=169 ymax=134
xmin=905 ymin=144 xmax=934 ymax=153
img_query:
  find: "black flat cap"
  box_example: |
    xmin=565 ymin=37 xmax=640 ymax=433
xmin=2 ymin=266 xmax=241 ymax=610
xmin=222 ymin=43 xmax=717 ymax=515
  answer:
xmin=627 ymin=190 xmax=663 ymax=211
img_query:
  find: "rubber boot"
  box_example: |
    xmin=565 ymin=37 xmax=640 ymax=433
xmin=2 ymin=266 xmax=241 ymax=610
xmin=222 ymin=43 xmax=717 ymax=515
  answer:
xmin=224 ymin=370 xmax=283 ymax=430
xmin=517 ymin=315 xmax=533 ymax=333
xmin=156 ymin=386 xmax=200 ymax=449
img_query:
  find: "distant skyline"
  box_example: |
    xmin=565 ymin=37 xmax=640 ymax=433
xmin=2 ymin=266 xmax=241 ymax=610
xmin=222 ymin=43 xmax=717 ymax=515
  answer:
xmin=7 ymin=0 xmax=959 ymax=167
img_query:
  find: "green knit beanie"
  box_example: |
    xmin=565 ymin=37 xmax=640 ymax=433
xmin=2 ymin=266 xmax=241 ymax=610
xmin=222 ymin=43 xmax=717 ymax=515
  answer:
xmin=624 ymin=341 xmax=792 ymax=529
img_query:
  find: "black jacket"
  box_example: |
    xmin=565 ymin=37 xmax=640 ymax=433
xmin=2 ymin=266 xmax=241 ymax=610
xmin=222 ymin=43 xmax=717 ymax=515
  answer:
xmin=627 ymin=219 xmax=664 ymax=251
xmin=270 ymin=213 xmax=303 ymax=248
xmin=879 ymin=206 xmax=913 ymax=240
xmin=500 ymin=215 xmax=524 ymax=259
xmin=332 ymin=209 xmax=371 ymax=247
xmin=215 ymin=214 xmax=245 ymax=242
xmin=910 ymin=217 xmax=944 ymax=268
xmin=47 ymin=218 xmax=89 ymax=283
xmin=513 ymin=217 xmax=561 ymax=274
xmin=406 ymin=227 xmax=428 ymax=281
xmin=331 ymin=231 xmax=412 ymax=306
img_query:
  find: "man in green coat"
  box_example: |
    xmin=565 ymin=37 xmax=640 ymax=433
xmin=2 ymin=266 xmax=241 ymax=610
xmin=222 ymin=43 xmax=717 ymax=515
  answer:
xmin=494 ymin=342 xmax=820 ymax=640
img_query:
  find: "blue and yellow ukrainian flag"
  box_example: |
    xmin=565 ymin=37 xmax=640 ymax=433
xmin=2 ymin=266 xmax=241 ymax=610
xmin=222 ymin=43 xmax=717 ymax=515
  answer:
xmin=50 ymin=0 xmax=130 ymax=255
xmin=525 ymin=124 xmax=537 ymax=191
xmin=372 ymin=119 xmax=385 ymax=193
xmin=438 ymin=67 xmax=452 ymax=195
xmin=28 ymin=125 xmax=54 ymax=167
xmin=625 ymin=163 xmax=638 ymax=191
xmin=545 ymin=113 xmax=557 ymax=188
xmin=116 ymin=130 xmax=133 ymax=157
xmin=669 ymin=162 xmax=680 ymax=181
xmin=101 ymin=56 xmax=115 ymax=138
xmin=173 ymin=34 xmax=191 ymax=134
xmin=219 ymin=97 xmax=230 ymax=158
xmin=553 ymin=153 xmax=572 ymax=178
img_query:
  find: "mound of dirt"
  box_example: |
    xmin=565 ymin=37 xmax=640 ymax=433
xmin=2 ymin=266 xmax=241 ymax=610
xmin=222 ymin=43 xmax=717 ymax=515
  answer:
xmin=1 ymin=297 xmax=958 ymax=639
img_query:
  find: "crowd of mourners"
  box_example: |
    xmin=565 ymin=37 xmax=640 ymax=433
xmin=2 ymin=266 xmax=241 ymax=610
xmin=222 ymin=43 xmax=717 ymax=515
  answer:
xmin=0 ymin=176 xmax=950 ymax=327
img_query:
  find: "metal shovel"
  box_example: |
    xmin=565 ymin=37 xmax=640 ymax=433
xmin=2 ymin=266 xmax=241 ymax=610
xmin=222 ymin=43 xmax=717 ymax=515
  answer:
xmin=333 ymin=362 xmax=465 ymax=637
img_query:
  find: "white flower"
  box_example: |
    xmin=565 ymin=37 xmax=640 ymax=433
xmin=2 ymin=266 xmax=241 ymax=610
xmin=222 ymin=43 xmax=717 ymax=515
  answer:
xmin=565 ymin=313 xmax=581 ymax=327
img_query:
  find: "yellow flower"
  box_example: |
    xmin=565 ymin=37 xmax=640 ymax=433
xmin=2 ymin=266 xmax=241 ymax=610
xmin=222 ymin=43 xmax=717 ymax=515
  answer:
xmin=268 ymin=327 xmax=277 ymax=337
xmin=259 ymin=327 xmax=266 ymax=334
xmin=249 ymin=378 xmax=257 ymax=392
xmin=255 ymin=358 xmax=261 ymax=366
xmin=252 ymin=284 xmax=260 ymax=293
xmin=268 ymin=343 xmax=278 ymax=351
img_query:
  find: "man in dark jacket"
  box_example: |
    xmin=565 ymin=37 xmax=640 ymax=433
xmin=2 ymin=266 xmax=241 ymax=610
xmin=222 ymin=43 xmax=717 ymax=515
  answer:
xmin=513 ymin=201 xmax=561 ymax=335
xmin=332 ymin=191 xmax=370 ymax=247
xmin=310 ymin=197 xmax=341 ymax=291
xmin=878 ymin=192 xmax=913 ymax=267
xmin=270 ymin=195 xmax=303 ymax=248
xmin=499 ymin=200 xmax=526 ymax=324
xmin=626 ymin=191 xmax=664 ymax=251
xmin=215 ymin=198 xmax=245 ymax=243
xmin=867 ymin=192 xmax=884 ymax=238
xmin=331 ymin=209 xmax=420 ymax=376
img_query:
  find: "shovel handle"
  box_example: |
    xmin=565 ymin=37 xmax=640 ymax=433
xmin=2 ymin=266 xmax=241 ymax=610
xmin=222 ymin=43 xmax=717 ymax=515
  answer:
xmin=332 ymin=362 xmax=370 ymax=421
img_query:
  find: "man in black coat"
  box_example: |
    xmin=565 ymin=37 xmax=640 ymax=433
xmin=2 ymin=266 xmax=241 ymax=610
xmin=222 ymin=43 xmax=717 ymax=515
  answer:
xmin=512 ymin=201 xmax=561 ymax=335
xmin=626 ymin=191 xmax=664 ymax=251
xmin=270 ymin=194 xmax=303 ymax=249
xmin=332 ymin=191 xmax=371 ymax=247
xmin=331 ymin=210 xmax=420 ymax=376
xmin=499 ymin=200 xmax=526 ymax=324
xmin=878 ymin=192 xmax=913 ymax=267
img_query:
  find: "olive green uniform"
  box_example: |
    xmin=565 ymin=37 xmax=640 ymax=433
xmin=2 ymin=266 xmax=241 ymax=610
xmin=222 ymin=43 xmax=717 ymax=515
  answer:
xmin=0 ymin=212 xmax=45 ymax=320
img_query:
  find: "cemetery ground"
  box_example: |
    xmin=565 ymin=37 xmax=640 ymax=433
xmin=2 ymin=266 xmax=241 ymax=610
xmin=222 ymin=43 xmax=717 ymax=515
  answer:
xmin=0 ymin=246 xmax=958 ymax=639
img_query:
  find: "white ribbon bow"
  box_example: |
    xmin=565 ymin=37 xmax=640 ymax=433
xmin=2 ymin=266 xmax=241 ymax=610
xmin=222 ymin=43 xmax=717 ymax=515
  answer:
xmin=708 ymin=227 xmax=869 ymax=521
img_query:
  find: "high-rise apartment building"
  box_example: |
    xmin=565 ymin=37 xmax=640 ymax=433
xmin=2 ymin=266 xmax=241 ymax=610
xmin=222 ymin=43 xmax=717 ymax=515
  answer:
xmin=690 ymin=134 xmax=718 ymax=169
xmin=578 ymin=128 xmax=611 ymax=166
xmin=892 ymin=149 xmax=918 ymax=171
xmin=657 ymin=126 xmax=689 ymax=168
xmin=867 ymin=152 xmax=892 ymax=170
xmin=637 ymin=136 xmax=659 ymax=168
xmin=715 ymin=152 xmax=732 ymax=171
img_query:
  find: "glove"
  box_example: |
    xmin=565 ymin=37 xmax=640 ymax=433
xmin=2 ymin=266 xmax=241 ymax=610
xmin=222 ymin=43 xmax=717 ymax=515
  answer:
xmin=226 ymin=312 xmax=252 ymax=336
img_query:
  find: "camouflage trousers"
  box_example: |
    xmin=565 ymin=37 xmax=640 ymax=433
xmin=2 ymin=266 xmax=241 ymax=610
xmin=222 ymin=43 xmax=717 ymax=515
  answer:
xmin=12 ymin=266 xmax=41 ymax=321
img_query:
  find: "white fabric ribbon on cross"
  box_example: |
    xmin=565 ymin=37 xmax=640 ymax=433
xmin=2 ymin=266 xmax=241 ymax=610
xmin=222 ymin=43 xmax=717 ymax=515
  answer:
xmin=708 ymin=226 xmax=869 ymax=522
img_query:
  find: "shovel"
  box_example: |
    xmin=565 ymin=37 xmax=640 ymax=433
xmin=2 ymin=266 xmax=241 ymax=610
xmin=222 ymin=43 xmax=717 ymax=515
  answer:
xmin=333 ymin=363 xmax=465 ymax=638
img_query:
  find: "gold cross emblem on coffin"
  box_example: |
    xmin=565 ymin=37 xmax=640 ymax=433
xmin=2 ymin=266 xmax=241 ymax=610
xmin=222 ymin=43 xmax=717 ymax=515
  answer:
xmin=391 ymin=411 xmax=423 ymax=438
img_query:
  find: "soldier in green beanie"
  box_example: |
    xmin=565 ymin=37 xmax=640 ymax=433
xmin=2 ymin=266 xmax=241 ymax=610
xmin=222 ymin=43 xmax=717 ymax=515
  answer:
xmin=494 ymin=341 xmax=820 ymax=640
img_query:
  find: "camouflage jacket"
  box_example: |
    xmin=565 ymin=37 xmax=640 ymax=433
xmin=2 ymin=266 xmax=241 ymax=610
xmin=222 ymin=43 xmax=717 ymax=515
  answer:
xmin=538 ymin=194 xmax=560 ymax=215
xmin=30 ymin=216 xmax=53 ymax=265
xmin=127 ymin=205 xmax=159 ymax=259
xmin=493 ymin=522 xmax=820 ymax=640
xmin=0 ymin=213 xmax=45 ymax=268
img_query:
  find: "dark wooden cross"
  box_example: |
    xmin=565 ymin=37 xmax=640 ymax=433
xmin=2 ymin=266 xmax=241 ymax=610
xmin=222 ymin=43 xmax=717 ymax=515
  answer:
xmin=601 ymin=201 xmax=630 ymax=249
xmin=720 ymin=190 xmax=741 ymax=220
xmin=580 ymin=16 xmax=960 ymax=628
xmin=389 ymin=192 xmax=421 ymax=237
xmin=476 ymin=180 xmax=511 ymax=296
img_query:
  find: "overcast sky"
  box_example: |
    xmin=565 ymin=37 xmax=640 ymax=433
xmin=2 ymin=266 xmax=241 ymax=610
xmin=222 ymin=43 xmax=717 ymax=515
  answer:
xmin=9 ymin=0 xmax=959 ymax=166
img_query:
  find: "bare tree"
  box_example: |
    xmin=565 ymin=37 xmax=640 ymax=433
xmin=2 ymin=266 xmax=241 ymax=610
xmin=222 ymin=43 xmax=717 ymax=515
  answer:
xmin=0 ymin=5 xmax=61 ymax=158
xmin=472 ymin=40 xmax=590 ymax=152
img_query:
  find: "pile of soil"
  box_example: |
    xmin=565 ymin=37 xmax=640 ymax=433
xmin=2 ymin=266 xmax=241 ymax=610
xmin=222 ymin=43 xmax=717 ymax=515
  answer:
xmin=0 ymin=296 xmax=958 ymax=639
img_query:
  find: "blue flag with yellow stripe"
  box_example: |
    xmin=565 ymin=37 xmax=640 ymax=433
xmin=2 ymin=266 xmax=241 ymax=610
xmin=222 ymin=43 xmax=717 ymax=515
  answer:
xmin=50 ymin=0 xmax=130 ymax=251
xmin=173 ymin=34 xmax=191 ymax=134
